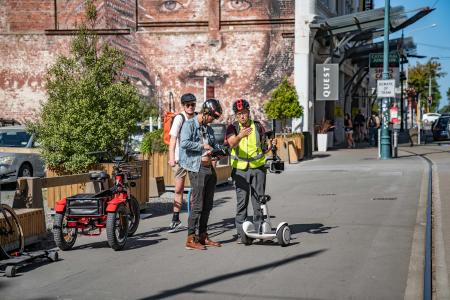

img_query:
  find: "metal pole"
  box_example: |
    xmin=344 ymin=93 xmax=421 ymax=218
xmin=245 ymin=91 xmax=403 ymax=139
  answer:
xmin=400 ymin=30 xmax=404 ymax=132
xmin=429 ymin=73 xmax=432 ymax=113
xmin=381 ymin=0 xmax=392 ymax=159
xmin=418 ymin=94 xmax=421 ymax=145
xmin=155 ymin=74 xmax=161 ymax=129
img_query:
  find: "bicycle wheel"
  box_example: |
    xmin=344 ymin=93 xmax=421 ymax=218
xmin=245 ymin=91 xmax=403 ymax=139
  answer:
xmin=107 ymin=203 xmax=128 ymax=251
xmin=0 ymin=204 xmax=24 ymax=259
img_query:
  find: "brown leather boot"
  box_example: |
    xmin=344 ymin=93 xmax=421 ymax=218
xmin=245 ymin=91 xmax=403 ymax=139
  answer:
xmin=186 ymin=234 xmax=206 ymax=250
xmin=199 ymin=233 xmax=221 ymax=247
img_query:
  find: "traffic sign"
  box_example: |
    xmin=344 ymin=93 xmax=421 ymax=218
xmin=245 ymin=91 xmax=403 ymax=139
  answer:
xmin=377 ymin=79 xmax=396 ymax=98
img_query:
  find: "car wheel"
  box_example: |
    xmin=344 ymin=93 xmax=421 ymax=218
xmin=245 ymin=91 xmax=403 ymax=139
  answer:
xmin=18 ymin=164 xmax=32 ymax=178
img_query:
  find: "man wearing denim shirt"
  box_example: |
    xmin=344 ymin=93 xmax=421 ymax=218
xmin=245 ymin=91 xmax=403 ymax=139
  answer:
xmin=179 ymin=99 xmax=225 ymax=250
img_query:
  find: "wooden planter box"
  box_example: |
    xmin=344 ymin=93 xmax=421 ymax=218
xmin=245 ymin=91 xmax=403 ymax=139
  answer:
xmin=46 ymin=160 xmax=149 ymax=208
xmin=140 ymin=152 xmax=231 ymax=188
xmin=0 ymin=208 xmax=47 ymax=247
xmin=276 ymin=137 xmax=304 ymax=163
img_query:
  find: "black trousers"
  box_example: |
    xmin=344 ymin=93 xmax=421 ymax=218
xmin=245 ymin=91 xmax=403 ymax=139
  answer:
xmin=187 ymin=165 xmax=217 ymax=236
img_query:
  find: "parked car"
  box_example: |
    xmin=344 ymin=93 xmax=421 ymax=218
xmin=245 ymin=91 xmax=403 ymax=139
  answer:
xmin=432 ymin=116 xmax=450 ymax=141
xmin=423 ymin=113 xmax=441 ymax=124
xmin=0 ymin=126 xmax=46 ymax=184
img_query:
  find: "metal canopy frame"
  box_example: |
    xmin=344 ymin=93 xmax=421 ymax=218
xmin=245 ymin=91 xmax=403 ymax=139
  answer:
xmin=306 ymin=6 xmax=433 ymax=65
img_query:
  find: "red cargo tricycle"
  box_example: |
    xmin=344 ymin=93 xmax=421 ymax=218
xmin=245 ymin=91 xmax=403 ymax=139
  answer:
xmin=53 ymin=150 xmax=142 ymax=251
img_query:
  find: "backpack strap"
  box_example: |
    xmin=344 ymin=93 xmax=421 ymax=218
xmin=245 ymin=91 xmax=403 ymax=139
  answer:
xmin=233 ymin=121 xmax=240 ymax=136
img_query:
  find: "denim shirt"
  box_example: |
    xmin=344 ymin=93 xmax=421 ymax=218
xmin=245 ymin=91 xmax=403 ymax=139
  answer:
xmin=179 ymin=116 xmax=219 ymax=172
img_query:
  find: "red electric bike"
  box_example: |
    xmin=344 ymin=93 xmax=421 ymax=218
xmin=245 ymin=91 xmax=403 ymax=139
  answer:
xmin=53 ymin=149 xmax=142 ymax=251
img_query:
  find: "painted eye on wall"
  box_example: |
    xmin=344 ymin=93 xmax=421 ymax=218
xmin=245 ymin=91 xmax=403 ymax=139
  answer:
xmin=228 ymin=0 xmax=251 ymax=11
xmin=158 ymin=0 xmax=182 ymax=12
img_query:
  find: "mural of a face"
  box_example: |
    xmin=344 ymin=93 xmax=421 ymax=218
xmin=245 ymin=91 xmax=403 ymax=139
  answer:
xmin=61 ymin=0 xmax=294 ymax=123
xmin=138 ymin=0 xmax=294 ymax=123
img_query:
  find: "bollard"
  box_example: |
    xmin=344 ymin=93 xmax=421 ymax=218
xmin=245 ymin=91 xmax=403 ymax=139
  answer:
xmin=393 ymin=130 xmax=398 ymax=158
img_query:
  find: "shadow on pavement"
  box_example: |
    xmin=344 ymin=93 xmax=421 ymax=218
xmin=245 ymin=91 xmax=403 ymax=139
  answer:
xmin=289 ymin=223 xmax=337 ymax=235
xmin=139 ymin=249 xmax=327 ymax=300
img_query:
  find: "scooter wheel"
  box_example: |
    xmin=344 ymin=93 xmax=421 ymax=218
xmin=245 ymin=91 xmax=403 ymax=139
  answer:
xmin=244 ymin=237 xmax=254 ymax=245
xmin=277 ymin=224 xmax=290 ymax=247
xmin=6 ymin=266 xmax=17 ymax=277
xmin=48 ymin=251 xmax=59 ymax=262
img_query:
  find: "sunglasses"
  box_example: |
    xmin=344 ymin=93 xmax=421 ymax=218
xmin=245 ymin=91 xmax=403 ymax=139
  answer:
xmin=184 ymin=103 xmax=196 ymax=108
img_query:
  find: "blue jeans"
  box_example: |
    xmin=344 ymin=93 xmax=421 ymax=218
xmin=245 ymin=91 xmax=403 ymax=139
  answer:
xmin=369 ymin=128 xmax=378 ymax=146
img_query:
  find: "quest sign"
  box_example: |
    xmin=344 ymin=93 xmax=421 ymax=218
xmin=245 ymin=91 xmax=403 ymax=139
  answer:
xmin=316 ymin=64 xmax=339 ymax=101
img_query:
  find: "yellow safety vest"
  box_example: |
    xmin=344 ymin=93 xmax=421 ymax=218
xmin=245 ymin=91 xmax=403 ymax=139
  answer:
xmin=230 ymin=121 xmax=266 ymax=169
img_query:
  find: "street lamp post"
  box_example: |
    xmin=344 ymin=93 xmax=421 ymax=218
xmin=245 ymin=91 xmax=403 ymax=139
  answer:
xmin=380 ymin=0 xmax=392 ymax=159
xmin=405 ymin=24 xmax=436 ymax=129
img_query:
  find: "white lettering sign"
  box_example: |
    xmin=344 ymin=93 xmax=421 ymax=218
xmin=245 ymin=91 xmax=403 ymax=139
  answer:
xmin=377 ymin=79 xmax=396 ymax=98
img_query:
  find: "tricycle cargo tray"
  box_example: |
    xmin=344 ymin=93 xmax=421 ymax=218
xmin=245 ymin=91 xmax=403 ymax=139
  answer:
xmin=66 ymin=194 xmax=109 ymax=217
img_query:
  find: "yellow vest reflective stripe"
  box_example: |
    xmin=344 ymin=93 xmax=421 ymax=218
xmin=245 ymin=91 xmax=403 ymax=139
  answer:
xmin=230 ymin=121 xmax=266 ymax=169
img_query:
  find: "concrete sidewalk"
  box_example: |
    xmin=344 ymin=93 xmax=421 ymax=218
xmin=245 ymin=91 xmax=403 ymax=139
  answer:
xmin=1 ymin=145 xmax=428 ymax=300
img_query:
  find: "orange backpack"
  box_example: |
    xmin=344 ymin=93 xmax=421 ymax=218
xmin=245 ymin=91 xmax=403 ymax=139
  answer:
xmin=163 ymin=111 xmax=197 ymax=146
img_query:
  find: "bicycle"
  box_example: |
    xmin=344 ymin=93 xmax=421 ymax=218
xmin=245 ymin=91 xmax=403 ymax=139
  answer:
xmin=0 ymin=170 xmax=25 ymax=259
xmin=53 ymin=148 xmax=142 ymax=251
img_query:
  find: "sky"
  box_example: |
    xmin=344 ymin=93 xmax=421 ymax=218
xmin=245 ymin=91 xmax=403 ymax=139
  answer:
xmin=373 ymin=0 xmax=450 ymax=110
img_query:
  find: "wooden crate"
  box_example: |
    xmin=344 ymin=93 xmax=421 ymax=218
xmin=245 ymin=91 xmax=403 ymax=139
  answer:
xmin=46 ymin=160 xmax=149 ymax=208
xmin=0 ymin=209 xmax=45 ymax=245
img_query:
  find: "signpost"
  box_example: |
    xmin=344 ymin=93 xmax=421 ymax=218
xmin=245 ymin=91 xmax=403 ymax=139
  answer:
xmin=390 ymin=107 xmax=398 ymax=124
xmin=204 ymin=77 xmax=215 ymax=100
xmin=369 ymin=53 xmax=399 ymax=88
xmin=316 ymin=64 xmax=339 ymax=101
xmin=380 ymin=0 xmax=392 ymax=160
xmin=377 ymin=79 xmax=396 ymax=98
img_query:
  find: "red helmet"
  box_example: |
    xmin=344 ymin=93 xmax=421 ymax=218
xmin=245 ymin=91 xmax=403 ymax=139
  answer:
xmin=233 ymin=99 xmax=250 ymax=112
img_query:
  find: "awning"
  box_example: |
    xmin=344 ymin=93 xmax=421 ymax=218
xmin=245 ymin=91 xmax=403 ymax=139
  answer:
xmin=310 ymin=6 xmax=434 ymax=41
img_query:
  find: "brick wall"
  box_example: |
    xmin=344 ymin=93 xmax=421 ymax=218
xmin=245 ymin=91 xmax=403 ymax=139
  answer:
xmin=0 ymin=0 xmax=295 ymax=125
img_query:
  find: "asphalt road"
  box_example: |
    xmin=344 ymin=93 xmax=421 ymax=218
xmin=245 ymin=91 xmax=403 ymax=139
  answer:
xmin=0 ymin=144 xmax=429 ymax=300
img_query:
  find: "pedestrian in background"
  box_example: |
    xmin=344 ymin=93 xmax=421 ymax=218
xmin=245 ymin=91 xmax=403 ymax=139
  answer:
xmin=367 ymin=111 xmax=380 ymax=147
xmin=354 ymin=110 xmax=366 ymax=143
xmin=344 ymin=113 xmax=355 ymax=148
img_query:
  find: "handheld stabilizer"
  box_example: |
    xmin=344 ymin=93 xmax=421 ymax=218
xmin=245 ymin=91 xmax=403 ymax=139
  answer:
xmin=209 ymin=143 xmax=231 ymax=161
xmin=264 ymin=120 xmax=284 ymax=174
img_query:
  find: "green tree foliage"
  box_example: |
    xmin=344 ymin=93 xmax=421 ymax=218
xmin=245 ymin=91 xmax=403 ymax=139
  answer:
xmin=26 ymin=1 xmax=141 ymax=172
xmin=138 ymin=98 xmax=159 ymax=122
xmin=408 ymin=59 xmax=447 ymax=112
xmin=263 ymin=76 xmax=303 ymax=133
xmin=140 ymin=129 xmax=168 ymax=154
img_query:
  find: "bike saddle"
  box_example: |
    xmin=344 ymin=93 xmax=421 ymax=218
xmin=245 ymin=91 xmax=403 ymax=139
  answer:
xmin=89 ymin=171 xmax=110 ymax=181
xmin=257 ymin=195 xmax=271 ymax=204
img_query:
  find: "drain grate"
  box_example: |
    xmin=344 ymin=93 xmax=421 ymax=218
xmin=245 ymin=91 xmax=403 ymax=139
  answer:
xmin=379 ymin=172 xmax=403 ymax=176
xmin=317 ymin=194 xmax=336 ymax=196
xmin=373 ymin=198 xmax=397 ymax=200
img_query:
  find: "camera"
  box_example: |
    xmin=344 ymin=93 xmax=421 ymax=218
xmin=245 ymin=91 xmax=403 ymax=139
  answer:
xmin=263 ymin=120 xmax=285 ymax=174
xmin=209 ymin=143 xmax=231 ymax=160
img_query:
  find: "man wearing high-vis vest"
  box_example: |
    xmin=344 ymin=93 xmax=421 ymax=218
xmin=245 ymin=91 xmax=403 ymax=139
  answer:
xmin=226 ymin=99 xmax=277 ymax=244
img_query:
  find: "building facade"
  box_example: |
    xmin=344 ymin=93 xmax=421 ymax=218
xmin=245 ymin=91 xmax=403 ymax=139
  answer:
xmin=1 ymin=0 xmax=367 ymax=137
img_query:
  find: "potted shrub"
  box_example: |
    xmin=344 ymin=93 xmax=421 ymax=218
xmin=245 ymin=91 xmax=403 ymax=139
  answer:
xmin=315 ymin=118 xmax=335 ymax=152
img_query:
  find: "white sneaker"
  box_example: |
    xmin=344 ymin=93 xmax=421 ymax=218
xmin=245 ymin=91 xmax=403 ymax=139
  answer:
xmin=168 ymin=221 xmax=183 ymax=233
xmin=353 ymin=143 xmax=355 ymax=148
